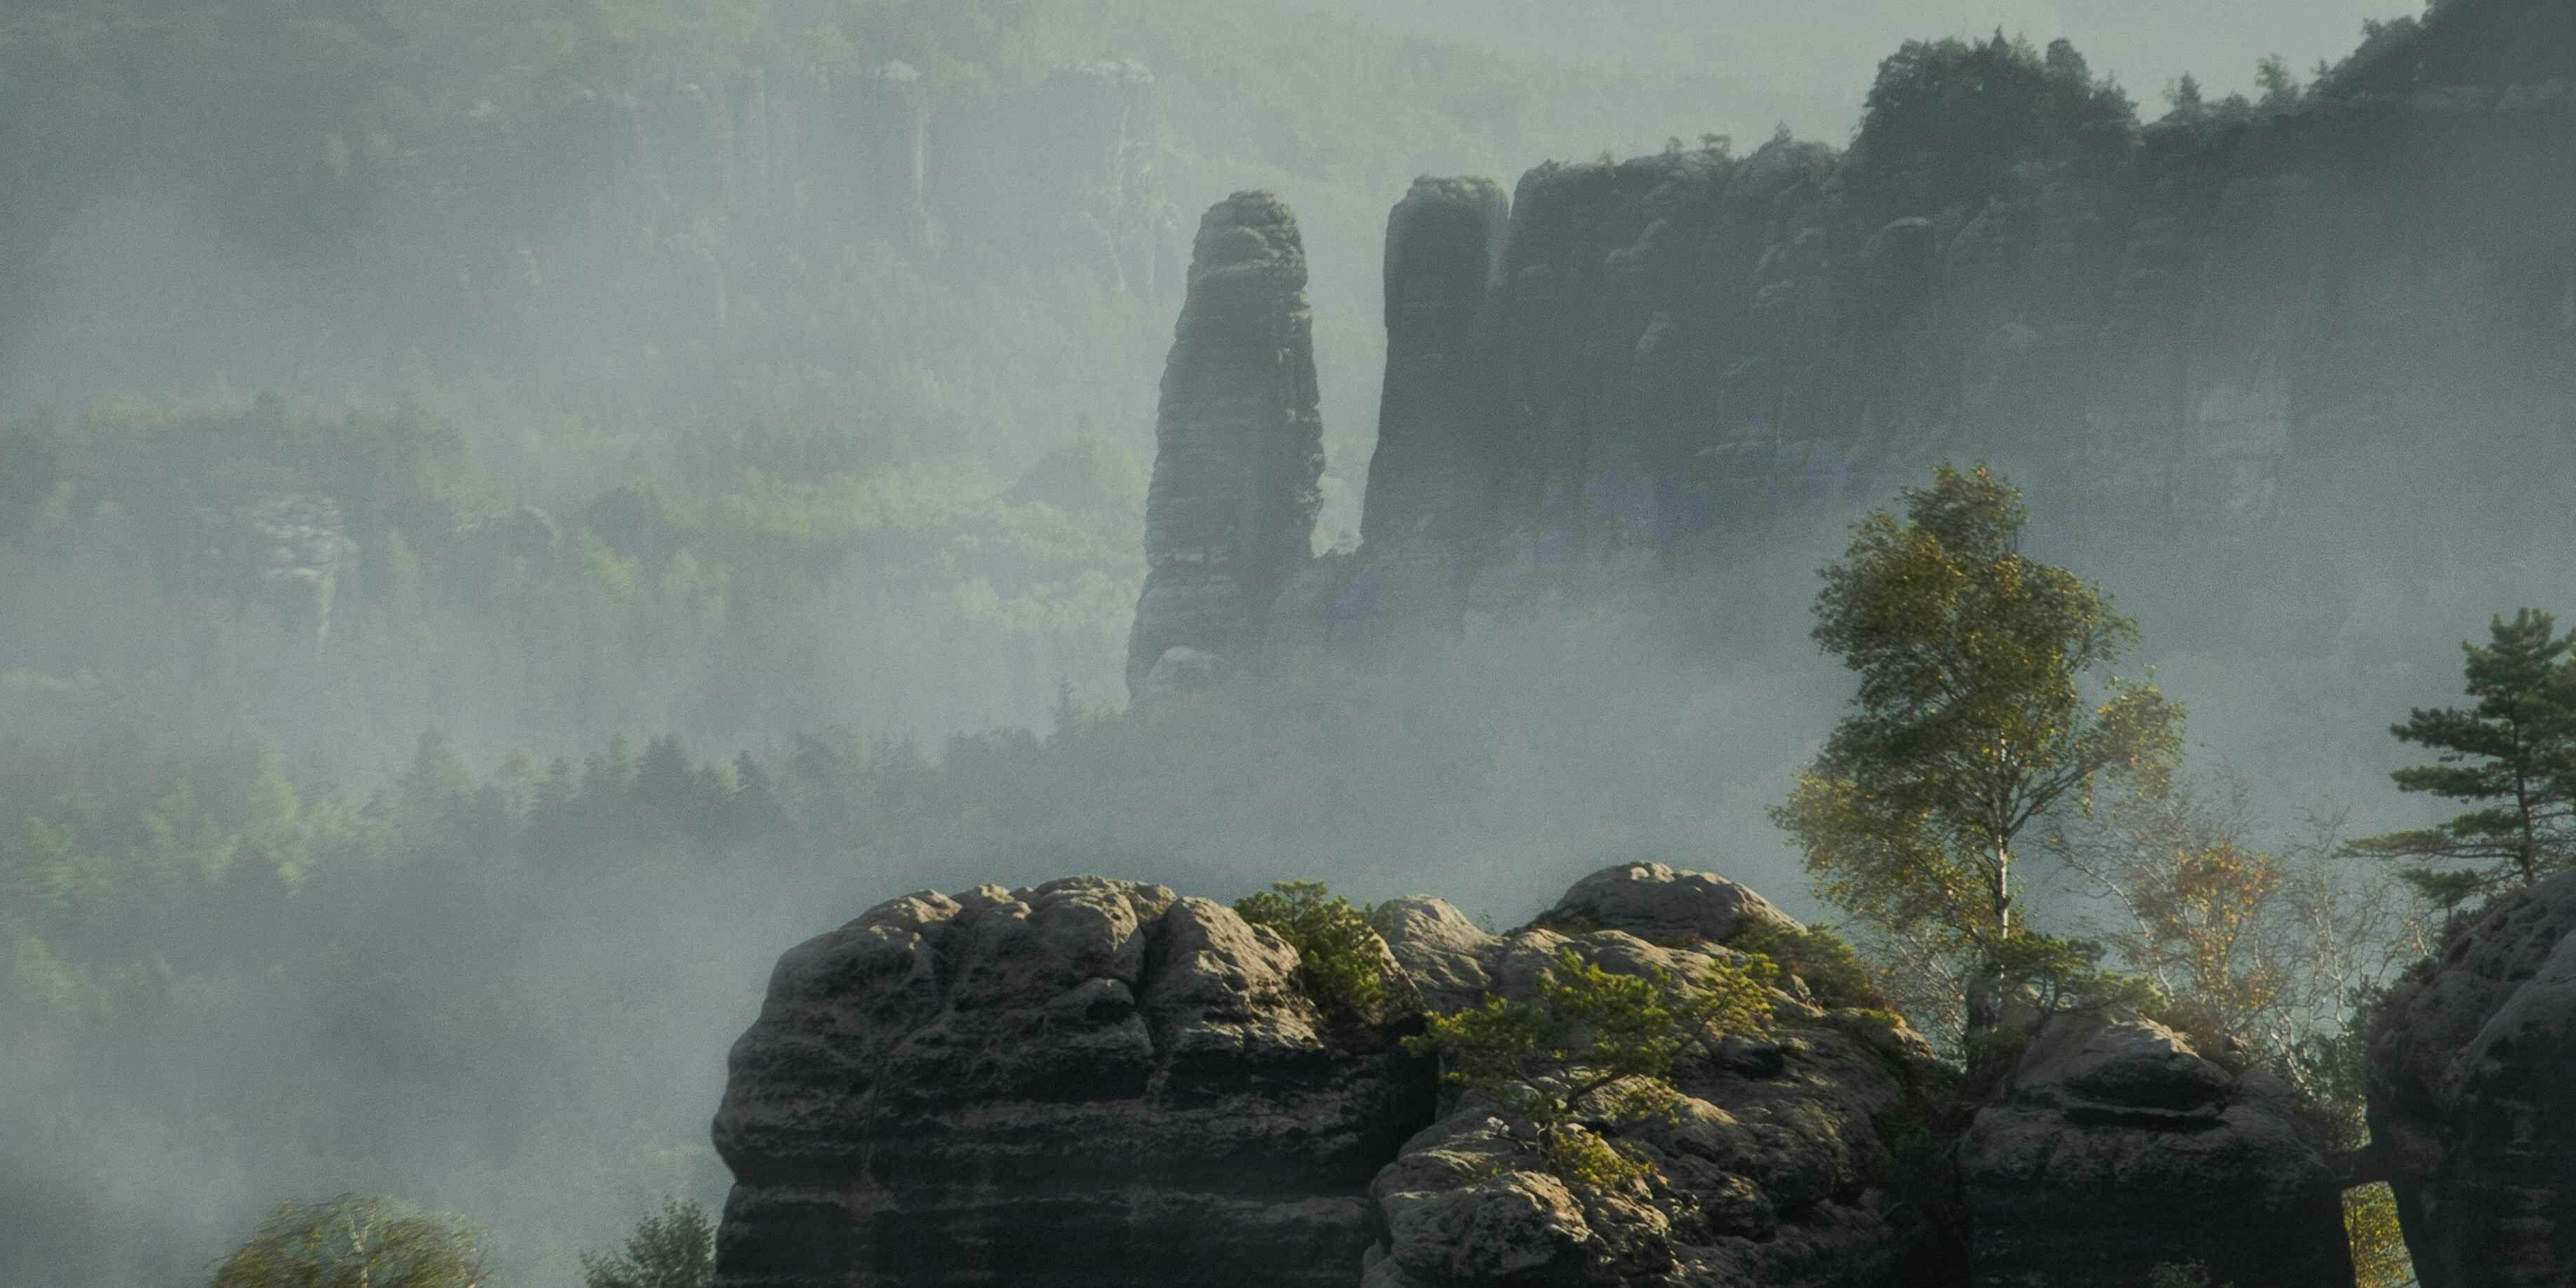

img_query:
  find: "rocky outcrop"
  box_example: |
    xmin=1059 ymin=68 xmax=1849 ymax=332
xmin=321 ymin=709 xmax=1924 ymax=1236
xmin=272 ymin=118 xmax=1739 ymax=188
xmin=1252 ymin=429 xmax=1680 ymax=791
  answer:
xmin=1334 ymin=177 xmax=1510 ymax=643
xmin=1544 ymin=861 xmax=1802 ymax=945
xmin=1367 ymin=866 xmax=1956 ymax=1288
xmin=710 ymin=863 xmax=1958 ymax=1288
xmin=710 ymin=876 xmax=1434 ymax=1288
xmin=712 ymin=861 xmax=2429 ymax=1287
xmin=2366 ymin=869 xmax=2576 ymax=1288
xmin=1961 ymin=1010 xmax=2353 ymax=1287
xmin=1127 ymin=192 xmax=1327 ymax=692
xmin=1148 ymin=7 xmax=2576 ymax=663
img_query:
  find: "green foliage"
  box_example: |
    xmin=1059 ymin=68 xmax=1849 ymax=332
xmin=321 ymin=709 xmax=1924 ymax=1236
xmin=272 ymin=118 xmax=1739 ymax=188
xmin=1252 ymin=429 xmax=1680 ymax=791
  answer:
xmin=1772 ymin=465 xmax=2184 ymax=1030
xmin=580 ymin=1198 xmax=715 ymax=1288
xmin=1727 ymin=922 xmax=1887 ymax=1011
xmin=1846 ymin=31 xmax=2135 ymax=219
xmin=209 ymin=1195 xmax=484 ymax=1288
xmin=1405 ymin=947 xmax=1776 ymax=1194
xmin=2254 ymin=55 xmax=2302 ymax=109
xmin=2349 ymin=608 xmax=2576 ymax=898
xmin=1985 ymin=931 xmax=2153 ymax=1016
xmin=2283 ymin=990 xmax=2384 ymax=1150
xmin=1957 ymin=931 xmax=2160 ymax=1067
xmin=1232 ymin=881 xmax=1393 ymax=1020
xmin=2343 ymin=1181 xmax=2415 ymax=1288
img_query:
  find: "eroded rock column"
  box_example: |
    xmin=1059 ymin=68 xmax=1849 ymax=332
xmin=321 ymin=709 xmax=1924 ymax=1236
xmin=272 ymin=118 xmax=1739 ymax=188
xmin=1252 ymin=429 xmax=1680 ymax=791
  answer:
xmin=1334 ymin=177 xmax=1508 ymax=639
xmin=1124 ymin=191 xmax=1324 ymax=696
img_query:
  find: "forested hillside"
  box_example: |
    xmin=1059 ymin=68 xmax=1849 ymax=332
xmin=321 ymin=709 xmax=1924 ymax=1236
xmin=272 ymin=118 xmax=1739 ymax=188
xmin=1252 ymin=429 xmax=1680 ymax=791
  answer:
xmin=0 ymin=3 xmax=1800 ymax=1282
xmin=1 ymin=1 xmax=2518 ymax=1284
xmin=0 ymin=0 xmax=1758 ymax=764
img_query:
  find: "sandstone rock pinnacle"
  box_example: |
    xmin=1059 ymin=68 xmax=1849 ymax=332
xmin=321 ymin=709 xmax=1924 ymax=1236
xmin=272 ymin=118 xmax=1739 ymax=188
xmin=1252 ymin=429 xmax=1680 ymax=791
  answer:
xmin=1125 ymin=191 xmax=1325 ymax=695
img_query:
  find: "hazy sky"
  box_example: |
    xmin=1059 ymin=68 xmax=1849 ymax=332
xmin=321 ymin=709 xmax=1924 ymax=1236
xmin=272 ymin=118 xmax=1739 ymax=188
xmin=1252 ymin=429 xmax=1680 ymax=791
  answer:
xmin=1306 ymin=0 xmax=2414 ymax=139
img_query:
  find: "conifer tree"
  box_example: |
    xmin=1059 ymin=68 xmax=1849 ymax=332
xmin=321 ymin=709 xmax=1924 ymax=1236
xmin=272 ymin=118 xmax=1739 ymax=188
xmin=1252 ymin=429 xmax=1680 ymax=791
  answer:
xmin=2349 ymin=609 xmax=2576 ymax=903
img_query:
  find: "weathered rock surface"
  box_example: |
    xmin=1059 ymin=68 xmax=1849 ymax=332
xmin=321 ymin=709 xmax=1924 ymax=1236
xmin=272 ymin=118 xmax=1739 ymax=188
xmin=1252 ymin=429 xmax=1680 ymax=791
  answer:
xmin=1962 ymin=1010 xmax=2353 ymax=1287
xmin=1164 ymin=7 xmax=2576 ymax=661
xmin=710 ymin=877 xmax=1433 ymax=1287
xmin=1370 ymin=864 xmax=1956 ymax=1288
xmin=714 ymin=862 xmax=2422 ymax=1287
xmin=1335 ymin=177 xmax=1511 ymax=645
xmin=1545 ymin=861 xmax=1802 ymax=945
xmin=1127 ymin=191 xmax=1327 ymax=694
xmin=2367 ymin=869 xmax=2576 ymax=1288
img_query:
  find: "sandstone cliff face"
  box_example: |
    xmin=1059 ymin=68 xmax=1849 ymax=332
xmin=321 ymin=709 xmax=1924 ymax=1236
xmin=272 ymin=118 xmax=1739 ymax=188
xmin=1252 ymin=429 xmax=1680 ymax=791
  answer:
xmin=1127 ymin=192 xmax=1327 ymax=693
xmin=710 ymin=876 xmax=1433 ymax=1288
xmin=712 ymin=863 xmax=1965 ymax=1288
xmin=1127 ymin=7 xmax=2576 ymax=679
xmin=2367 ymin=870 xmax=2576 ymax=1288
xmin=1961 ymin=1011 xmax=2353 ymax=1287
xmin=1332 ymin=178 xmax=1511 ymax=644
xmin=1333 ymin=79 xmax=2576 ymax=616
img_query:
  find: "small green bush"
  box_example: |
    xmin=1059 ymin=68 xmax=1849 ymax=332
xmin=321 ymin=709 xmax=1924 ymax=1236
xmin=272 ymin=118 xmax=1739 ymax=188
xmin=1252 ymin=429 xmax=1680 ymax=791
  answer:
xmin=1405 ymin=947 xmax=1777 ymax=1197
xmin=1730 ymin=922 xmax=1890 ymax=1011
xmin=1234 ymin=881 xmax=1393 ymax=1019
xmin=1538 ymin=1124 xmax=1659 ymax=1195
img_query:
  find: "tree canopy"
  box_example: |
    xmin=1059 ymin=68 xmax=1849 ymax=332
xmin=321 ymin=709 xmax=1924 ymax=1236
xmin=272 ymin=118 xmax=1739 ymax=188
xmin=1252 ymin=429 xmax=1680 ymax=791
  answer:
xmin=1772 ymin=463 xmax=2183 ymax=1029
xmin=2349 ymin=608 xmax=2576 ymax=903
xmin=210 ymin=1195 xmax=484 ymax=1288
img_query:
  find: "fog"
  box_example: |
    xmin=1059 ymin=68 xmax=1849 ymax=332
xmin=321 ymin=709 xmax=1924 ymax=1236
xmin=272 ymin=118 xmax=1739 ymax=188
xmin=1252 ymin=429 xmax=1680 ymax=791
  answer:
xmin=0 ymin=0 xmax=2532 ymax=1283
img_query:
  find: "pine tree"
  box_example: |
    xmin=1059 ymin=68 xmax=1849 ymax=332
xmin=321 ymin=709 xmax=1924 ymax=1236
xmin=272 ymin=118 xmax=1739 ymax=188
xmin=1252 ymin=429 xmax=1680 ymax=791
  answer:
xmin=580 ymin=1198 xmax=714 ymax=1288
xmin=2349 ymin=609 xmax=2576 ymax=903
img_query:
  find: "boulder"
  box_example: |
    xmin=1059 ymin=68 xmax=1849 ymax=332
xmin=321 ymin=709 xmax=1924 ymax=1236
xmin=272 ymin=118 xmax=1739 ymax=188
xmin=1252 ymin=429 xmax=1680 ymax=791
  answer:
xmin=1961 ymin=1010 xmax=2353 ymax=1287
xmin=2367 ymin=869 xmax=2576 ymax=1288
xmin=1374 ymin=894 xmax=1501 ymax=1013
xmin=1546 ymin=861 xmax=1803 ymax=945
xmin=710 ymin=877 xmax=1435 ymax=1288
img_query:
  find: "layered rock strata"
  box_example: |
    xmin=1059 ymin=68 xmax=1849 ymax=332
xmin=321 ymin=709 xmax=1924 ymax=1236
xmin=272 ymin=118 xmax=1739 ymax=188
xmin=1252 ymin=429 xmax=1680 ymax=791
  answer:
xmin=2366 ymin=869 xmax=2576 ymax=1288
xmin=1960 ymin=1010 xmax=2354 ymax=1287
xmin=1126 ymin=192 xmax=1327 ymax=693
xmin=710 ymin=876 xmax=1433 ymax=1288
